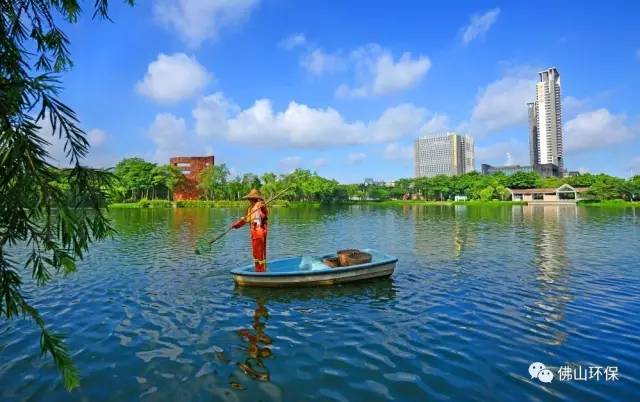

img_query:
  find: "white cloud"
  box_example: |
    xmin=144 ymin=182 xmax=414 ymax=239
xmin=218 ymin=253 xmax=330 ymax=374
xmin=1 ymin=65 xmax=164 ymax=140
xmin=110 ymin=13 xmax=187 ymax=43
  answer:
xmin=147 ymin=113 xmax=189 ymax=162
xmin=346 ymin=152 xmax=366 ymax=164
xmin=382 ymin=143 xmax=413 ymax=161
xmin=300 ymin=49 xmax=346 ymax=75
xmin=563 ymin=96 xmax=591 ymax=119
xmin=461 ymin=8 xmax=501 ymax=45
xmin=280 ymin=33 xmax=306 ymax=50
xmin=227 ymin=99 xmax=365 ymax=146
xmin=153 ymin=0 xmax=259 ymax=47
xmin=337 ymin=44 xmax=430 ymax=98
xmin=476 ymin=138 xmax=529 ymax=166
xmin=192 ymin=92 xmax=430 ymax=148
xmin=311 ymin=158 xmax=328 ymax=168
xmin=469 ymin=67 xmax=536 ymax=135
xmin=193 ymin=92 xmax=239 ymax=137
xmin=420 ymin=113 xmax=450 ymax=134
xmin=87 ymin=128 xmax=108 ymax=148
xmin=564 ymin=109 xmax=635 ymax=153
xmin=368 ymin=104 xmax=428 ymax=142
xmin=36 ymin=119 xmax=118 ymax=168
xmin=136 ymin=53 xmax=212 ymax=103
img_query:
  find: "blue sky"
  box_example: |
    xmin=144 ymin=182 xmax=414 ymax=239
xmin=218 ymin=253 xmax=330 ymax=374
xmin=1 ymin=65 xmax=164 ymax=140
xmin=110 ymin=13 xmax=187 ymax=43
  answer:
xmin=50 ymin=0 xmax=640 ymax=182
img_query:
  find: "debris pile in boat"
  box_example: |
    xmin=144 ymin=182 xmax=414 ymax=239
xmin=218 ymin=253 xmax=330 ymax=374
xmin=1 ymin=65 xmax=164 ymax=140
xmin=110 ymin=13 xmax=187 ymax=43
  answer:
xmin=323 ymin=249 xmax=372 ymax=268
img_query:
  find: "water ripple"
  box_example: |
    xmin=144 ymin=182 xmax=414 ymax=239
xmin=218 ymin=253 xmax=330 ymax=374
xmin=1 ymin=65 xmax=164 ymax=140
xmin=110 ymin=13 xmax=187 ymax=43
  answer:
xmin=1 ymin=205 xmax=639 ymax=401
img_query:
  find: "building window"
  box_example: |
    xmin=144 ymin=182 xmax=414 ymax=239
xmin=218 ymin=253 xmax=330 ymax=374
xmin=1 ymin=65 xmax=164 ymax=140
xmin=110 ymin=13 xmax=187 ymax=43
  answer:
xmin=533 ymin=193 xmax=544 ymax=200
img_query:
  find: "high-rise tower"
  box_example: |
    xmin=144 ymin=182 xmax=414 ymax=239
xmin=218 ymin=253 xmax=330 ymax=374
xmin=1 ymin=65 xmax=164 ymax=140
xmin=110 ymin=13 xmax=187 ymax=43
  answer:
xmin=528 ymin=67 xmax=563 ymax=176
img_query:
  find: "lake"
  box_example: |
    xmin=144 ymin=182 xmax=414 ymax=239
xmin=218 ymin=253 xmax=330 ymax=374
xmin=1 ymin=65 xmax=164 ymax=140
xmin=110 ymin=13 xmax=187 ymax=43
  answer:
xmin=1 ymin=205 xmax=639 ymax=401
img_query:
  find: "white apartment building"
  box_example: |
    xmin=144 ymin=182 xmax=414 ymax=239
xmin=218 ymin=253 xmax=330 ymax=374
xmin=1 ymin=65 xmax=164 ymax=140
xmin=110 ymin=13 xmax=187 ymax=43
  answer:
xmin=414 ymin=133 xmax=475 ymax=178
xmin=529 ymin=67 xmax=563 ymax=174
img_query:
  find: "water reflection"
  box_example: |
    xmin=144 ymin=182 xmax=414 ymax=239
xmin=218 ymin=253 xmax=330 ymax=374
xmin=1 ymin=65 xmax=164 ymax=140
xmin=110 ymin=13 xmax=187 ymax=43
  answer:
xmin=236 ymin=297 xmax=273 ymax=382
xmin=232 ymin=279 xmax=396 ymax=382
xmin=522 ymin=205 xmax=573 ymax=346
xmin=169 ymin=208 xmax=212 ymax=246
xmin=234 ymin=277 xmax=397 ymax=304
xmin=413 ymin=205 xmax=475 ymax=262
xmin=4 ymin=206 xmax=640 ymax=402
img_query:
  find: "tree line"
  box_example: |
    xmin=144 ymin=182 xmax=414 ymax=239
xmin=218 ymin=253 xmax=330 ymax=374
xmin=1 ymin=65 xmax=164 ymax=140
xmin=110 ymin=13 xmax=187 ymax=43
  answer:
xmin=109 ymin=157 xmax=640 ymax=203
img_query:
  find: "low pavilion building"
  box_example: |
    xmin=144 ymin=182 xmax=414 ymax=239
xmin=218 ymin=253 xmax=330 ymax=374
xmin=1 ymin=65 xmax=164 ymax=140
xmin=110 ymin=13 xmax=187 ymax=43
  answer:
xmin=508 ymin=184 xmax=589 ymax=203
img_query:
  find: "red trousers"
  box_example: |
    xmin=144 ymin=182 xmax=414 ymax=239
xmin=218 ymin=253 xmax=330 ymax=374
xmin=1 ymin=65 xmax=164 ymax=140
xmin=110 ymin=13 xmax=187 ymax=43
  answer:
xmin=251 ymin=225 xmax=267 ymax=272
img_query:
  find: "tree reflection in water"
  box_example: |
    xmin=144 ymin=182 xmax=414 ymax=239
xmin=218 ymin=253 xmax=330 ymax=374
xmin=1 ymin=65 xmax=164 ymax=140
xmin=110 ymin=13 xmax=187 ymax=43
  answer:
xmin=236 ymin=297 xmax=272 ymax=382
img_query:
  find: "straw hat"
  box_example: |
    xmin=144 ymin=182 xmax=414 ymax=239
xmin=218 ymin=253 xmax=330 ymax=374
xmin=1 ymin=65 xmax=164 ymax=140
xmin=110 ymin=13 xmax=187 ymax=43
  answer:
xmin=243 ymin=188 xmax=264 ymax=200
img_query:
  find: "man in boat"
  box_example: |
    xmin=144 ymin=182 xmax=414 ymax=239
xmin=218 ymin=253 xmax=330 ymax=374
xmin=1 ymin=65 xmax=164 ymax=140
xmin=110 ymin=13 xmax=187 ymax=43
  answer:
xmin=231 ymin=189 xmax=268 ymax=272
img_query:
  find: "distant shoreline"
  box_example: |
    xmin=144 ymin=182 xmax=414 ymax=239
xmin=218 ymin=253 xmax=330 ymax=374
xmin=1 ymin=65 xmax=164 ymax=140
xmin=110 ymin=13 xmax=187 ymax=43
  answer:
xmin=108 ymin=199 xmax=526 ymax=208
xmin=107 ymin=199 xmax=640 ymax=209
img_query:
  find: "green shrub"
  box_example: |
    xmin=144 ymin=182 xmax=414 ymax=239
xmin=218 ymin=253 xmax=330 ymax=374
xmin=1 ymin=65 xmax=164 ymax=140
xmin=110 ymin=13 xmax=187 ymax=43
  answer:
xmin=150 ymin=199 xmax=172 ymax=208
xmin=138 ymin=198 xmax=151 ymax=208
xmin=175 ymin=200 xmax=216 ymax=208
xmin=108 ymin=202 xmax=140 ymax=208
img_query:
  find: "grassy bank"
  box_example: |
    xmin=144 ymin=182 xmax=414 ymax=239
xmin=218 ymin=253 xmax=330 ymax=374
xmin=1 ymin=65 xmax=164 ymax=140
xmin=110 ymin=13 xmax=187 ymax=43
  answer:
xmin=452 ymin=200 xmax=528 ymax=206
xmin=356 ymin=199 xmax=527 ymax=206
xmin=578 ymin=199 xmax=640 ymax=207
xmin=108 ymin=199 xmax=310 ymax=209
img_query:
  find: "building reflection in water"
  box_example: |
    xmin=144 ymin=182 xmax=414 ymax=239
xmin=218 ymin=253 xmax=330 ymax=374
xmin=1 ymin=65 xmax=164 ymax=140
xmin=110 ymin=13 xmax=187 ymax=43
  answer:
xmin=521 ymin=204 xmax=574 ymax=346
xmin=413 ymin=205 xmax=475 ymax=263
xmin=236 ymin=297 xmax=272 ymax=382
xmin=169 ymin=208 xmax=212 ymax=245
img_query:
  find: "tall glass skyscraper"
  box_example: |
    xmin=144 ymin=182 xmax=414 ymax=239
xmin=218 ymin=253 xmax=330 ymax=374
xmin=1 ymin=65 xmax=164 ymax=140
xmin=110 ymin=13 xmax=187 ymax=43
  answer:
xmin=414 ymin=133 xmax=475 ymax=178
xmin=528 ymin=67 xmax=563 ymax=176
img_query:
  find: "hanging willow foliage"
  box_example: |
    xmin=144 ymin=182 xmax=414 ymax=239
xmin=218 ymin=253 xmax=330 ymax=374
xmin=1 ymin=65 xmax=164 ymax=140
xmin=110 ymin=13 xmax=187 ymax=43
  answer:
xmin=0 ymin=0 xmax=134 ymax=390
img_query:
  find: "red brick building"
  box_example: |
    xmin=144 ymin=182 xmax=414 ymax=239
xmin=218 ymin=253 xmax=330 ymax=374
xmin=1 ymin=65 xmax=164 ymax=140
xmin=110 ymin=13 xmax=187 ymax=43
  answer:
xmin=169 ymin=156 xmax=214 ymax=200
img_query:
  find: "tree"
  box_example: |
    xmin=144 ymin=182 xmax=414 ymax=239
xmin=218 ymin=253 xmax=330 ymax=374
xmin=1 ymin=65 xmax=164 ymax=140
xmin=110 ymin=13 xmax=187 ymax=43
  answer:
xmin=536 ymin=176 xmax=564 ymax=189
xmin=506 ymin=171 xmax=540 ymax=189
xmin=369 ymin=186 xmax=390 ymax=200
xmin=478 ymin=186 xmax=495 ymax=201
xmin=343 ymin=184 xmax=362 ymax=199
xmin=240 ymin=173 xmax=261 ymax=197
xmin=430 ymin=175 xmax=453 ymax=200
xmin=587 ymin=175 xmax=625 ymax=200
xmin=113 ymin=157 xmax=156 ymax=201
xmin=260 ymin=172 xmax=279 ymax=199
xmin=0 ymin=0 xmax=133 ymax=390
xmin=163 ymin=165 xmax=185 ymax=200
xmin=566 ymin=173 xmax=597 ymax=187
xmin=627 ymin=176 xmax=640 ymax=201
xmin=198 ymin=164 xmax=230 ymax=200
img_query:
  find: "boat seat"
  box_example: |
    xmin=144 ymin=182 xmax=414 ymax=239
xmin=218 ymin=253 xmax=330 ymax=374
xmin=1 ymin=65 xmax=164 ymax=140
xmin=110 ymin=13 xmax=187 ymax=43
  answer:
xmin=298 ymin=256 xmax=329 ymax=271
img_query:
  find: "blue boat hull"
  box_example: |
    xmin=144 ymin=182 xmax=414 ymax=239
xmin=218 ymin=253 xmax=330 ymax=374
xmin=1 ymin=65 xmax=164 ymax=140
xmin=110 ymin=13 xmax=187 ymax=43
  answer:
xmin=231 ymin=249 xmax=398 ymax=287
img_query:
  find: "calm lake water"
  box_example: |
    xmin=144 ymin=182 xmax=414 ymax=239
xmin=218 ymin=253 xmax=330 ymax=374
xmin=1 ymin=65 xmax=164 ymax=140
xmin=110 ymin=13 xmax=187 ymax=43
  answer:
xmin=1 ymin=205 xmax=640 ymax=401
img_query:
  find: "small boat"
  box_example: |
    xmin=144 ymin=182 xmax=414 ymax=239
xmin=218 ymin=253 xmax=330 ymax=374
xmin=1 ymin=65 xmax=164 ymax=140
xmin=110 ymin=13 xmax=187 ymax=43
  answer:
xmin=231 ymin=248 xmax=398 ymax=287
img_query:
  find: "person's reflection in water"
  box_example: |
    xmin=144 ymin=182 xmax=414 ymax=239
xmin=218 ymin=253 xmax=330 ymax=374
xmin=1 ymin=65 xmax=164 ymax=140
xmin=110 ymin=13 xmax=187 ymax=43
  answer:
xmin=236 ymin=297 xmax=272 ymax=382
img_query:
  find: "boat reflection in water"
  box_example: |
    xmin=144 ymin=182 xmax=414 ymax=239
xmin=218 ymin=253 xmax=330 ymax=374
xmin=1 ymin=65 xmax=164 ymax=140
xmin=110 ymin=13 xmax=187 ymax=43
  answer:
xmin=236 ymin=296 xmax=273 ymax=382
xmin=232 ymin=278 xmax=396 ymax=384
